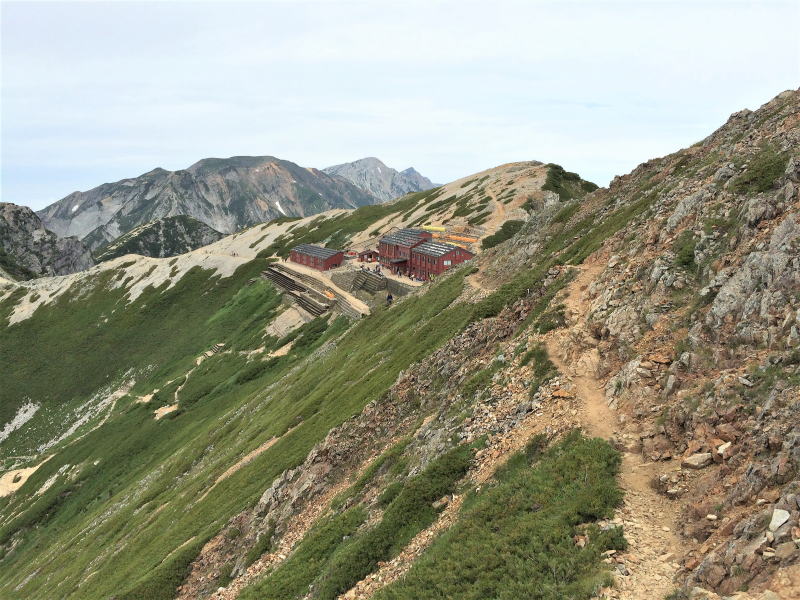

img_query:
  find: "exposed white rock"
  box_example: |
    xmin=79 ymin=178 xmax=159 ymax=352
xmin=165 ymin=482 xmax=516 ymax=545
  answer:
xmin=0 ymin=401 xmax=40 ymax=444
xmin=768 ymin=508 xmax=790 ymax=532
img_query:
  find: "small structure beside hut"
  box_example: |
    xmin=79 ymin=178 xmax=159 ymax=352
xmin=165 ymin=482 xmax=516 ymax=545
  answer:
xmin=357 ymin=248 xmax=380 ymax=263
xmin=289 ymin=244 xmax=344 ymax=271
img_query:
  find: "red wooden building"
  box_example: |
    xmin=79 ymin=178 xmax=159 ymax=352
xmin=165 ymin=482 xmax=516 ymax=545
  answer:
xmin=378 ymin=229 xmax=432 ymax=274
xmin=410 ymin=241 xmax=474 ymax=280
xmin=289 ymin=244 xmax=344 ymax=271
xmin=357 ymin=248 xmax=380 ymax=262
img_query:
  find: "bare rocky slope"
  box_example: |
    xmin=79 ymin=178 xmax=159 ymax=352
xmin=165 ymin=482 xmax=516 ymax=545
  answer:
xmin=37 ymin=155 xmax=379 ymax=249
xmin=323 ymin=157 xmax=436 ymax=201
xmin=0 ymin=202 xmax=93 ymax=280
xmin=93 ymin=215 xmax=224 ymax=262
xmin=0 ymin=90 xmax=799 ymax=600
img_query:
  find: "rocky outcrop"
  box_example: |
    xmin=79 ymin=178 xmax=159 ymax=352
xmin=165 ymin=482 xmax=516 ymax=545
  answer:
xmin=37 ymin=155 xmax=380 ymax=248
xmin=0 ymin=202 xmax=93 ymax=280
xmin=323 ymin=157 xmax=436 ymax=201
xmin=93 ymin=215 xmax=223 ymax=262
xmin=547 ymin=89 xmax=800 ymax=596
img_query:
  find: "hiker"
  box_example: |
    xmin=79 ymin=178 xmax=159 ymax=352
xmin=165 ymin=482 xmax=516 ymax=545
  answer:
xmin=386 ymin=293 xmax=393 ymax=306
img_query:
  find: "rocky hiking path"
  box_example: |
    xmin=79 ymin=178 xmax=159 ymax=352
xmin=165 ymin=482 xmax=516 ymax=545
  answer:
xmin=324 ymin=262 xmax=687 ymax=600
xmin=545 ymin=262 xmax=685 ymax=599
xmin=202 ymin=262 xmax=688 ymax=600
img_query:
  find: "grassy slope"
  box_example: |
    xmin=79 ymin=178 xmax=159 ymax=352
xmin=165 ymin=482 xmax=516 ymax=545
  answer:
xmin=0 ymin=160 xmax=639 ymax=599
xmin=0 ymin=254 xmax=472 ymax=598
xmin=0 ymin=263 xmax=291 ymax=459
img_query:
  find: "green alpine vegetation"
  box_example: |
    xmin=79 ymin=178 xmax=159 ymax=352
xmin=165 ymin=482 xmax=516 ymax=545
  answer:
xmin=0 ymin=155 xmax=626 ymax=600
xmin=93 ymin=215 xmax=224 ymax=262
xmin=481 ymin=219 xmax=525 ymax=249
xmin=730 ymin=144 xmax=789 ymax=194
xmin=374 ymin=432 xmax=624 ymax=600
xmin=542 ymin=164 xmax=599 ymax=201
xmin=0 ymin=247 xmax=476 ymax=598
xmin=240 ymin=443 xmax=476 ymax=600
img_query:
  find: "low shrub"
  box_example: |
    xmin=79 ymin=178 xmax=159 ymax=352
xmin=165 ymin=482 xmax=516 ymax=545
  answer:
xmin=731 ymin=144 xmax=788 ymax=194
xmin=673 ymin=230 xmax=697 ymax=270
xmin=521 ymin=344 xmax=557 ymax=397
xmin=461 ymin=361 xmax=502 ymax=399
xmin=481 ymin=220 xmax=525 ymax=250
xmin=239 ymin=508 xmax=367 ymax=600
xmin=542 ymin=164 xmax=596 ymax=201
xmin=374 ymin=431 xmax=623 ymax=600
xmin=535 ymin=304 xmax=566 ymax=333
xmin=243 ymin=520 xmax=276 ymax=568
xmin=377 ymin=481 xmax=403 ymax=507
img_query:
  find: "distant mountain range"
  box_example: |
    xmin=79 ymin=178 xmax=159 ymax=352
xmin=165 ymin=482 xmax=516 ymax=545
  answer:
xmin=323 ymin=157 xmax=437 ymax=201
xmin=36 ymin=156 xmax=436 ymax=251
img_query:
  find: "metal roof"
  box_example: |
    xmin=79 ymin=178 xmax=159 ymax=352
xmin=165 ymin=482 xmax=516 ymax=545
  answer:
xmin=380 ymin=232 xmax=421 ymax=247
xmin=291 ymin=244 xmax=342 ymax=260
xmin=413 ymin=241 xmax=463 ymax=258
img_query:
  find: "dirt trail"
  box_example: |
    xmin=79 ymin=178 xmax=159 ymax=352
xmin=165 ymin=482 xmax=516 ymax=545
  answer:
xmin=338 ymin=261 xmax=684 ymax=600
xmin=544 ymin=262 xmax=683 ymax=599
xmin=212 ymin=260 xmax=684 ymax=600
xmin=195 ymin=427 xmax=298 ymax=506
xmin=544 ymin=264 xmax=614 ymax=437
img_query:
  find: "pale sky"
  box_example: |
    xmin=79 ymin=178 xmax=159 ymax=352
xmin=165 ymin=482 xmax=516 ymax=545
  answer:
xmin=2 ymin=0 xmax=798 ymax=211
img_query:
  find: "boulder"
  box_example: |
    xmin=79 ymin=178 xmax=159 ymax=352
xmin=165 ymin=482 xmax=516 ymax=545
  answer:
xmin=768 ymin=508 xmax=790 ymax=532
xmin=683 ymin=453 xmax=713 ymax=469
xmin=774 ymin=541 xmax=798 ymax=561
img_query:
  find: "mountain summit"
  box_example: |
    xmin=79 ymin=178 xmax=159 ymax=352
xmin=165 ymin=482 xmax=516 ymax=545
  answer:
xmin=323 ymin=157 xmax=436 ymax=201
xmin=37 ymin=156 xmax=379 ymax=250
